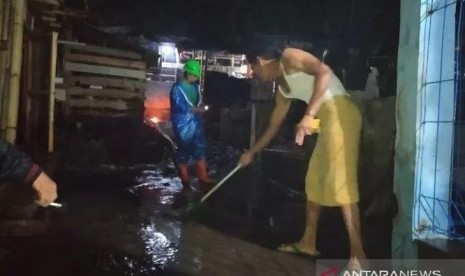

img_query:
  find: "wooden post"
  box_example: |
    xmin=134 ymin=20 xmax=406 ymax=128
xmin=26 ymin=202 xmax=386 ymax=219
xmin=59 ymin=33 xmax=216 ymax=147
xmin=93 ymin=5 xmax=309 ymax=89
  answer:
xmin=199 ymin=50 xmax=206 ymax=93
xmin=0 ymin=0 xmax=4 ymax=41
xmin=0 ymin=1 xmax=6 ymax=125
xmin=5 ymin=0 xmax=25 ymax=143
xmin=1 ymin=0 xmax=12 ymax=138
xmin=1 ymin=0 xmax=10 ymax=42
xmin=48 ymin=31 xmax=58 ymax=152
xmin=0 ymin=0 xmax=7 ymax=113
xmin=0 ymin=42 xmax=11 ymax=137
xmin=250 ymin=103 xmax=256 ymax=148
xmin=0 ymin=57 xmax=6 ymax=139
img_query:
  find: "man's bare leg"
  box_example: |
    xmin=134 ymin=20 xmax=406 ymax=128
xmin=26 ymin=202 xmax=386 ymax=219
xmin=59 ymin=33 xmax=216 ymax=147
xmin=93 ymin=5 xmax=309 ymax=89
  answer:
xmin=299 ymin=201 xmax=321 ymax=253
xmin=341 ymin=203 xmax=368 ymax=269
xmin=279 ymin=200 xmax=321 ymax=255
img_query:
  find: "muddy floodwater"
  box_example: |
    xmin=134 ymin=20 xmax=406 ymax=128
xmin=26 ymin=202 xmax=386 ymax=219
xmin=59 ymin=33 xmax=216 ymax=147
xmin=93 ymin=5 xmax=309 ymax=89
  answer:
xmin=0 ymin=143 xmax=391 ymax=275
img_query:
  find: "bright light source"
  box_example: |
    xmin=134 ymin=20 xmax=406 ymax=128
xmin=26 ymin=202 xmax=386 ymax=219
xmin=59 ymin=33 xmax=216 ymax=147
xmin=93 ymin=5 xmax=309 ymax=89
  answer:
xmin=150 ymin=117 xmax=160 ymax=124
xmin=204 ymin=105 xmax=209 ymax=111
xmin=160 ymin=44 xmax=175 ymax=56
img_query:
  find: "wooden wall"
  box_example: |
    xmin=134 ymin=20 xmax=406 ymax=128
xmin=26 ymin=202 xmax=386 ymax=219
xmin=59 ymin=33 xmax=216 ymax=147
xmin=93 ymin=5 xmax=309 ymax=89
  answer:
xmin=61 ymin=43 xmax=147 ymax=118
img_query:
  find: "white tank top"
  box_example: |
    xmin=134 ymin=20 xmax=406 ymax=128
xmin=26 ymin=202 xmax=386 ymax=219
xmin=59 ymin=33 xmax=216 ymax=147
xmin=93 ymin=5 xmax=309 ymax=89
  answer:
xmin=278 ymin=62 xmax=347 ymax=103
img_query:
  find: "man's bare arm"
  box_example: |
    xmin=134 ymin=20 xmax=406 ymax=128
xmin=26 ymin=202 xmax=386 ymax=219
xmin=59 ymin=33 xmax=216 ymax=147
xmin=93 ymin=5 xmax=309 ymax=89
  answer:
xmin=281 ymin=48 xmax=333 ymax=117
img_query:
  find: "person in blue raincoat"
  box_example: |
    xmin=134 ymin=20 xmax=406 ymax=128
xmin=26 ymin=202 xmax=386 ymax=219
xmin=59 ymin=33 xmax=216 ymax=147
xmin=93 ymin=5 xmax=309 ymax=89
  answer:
xmin=170 ymin=59 xmax=213 ymax=189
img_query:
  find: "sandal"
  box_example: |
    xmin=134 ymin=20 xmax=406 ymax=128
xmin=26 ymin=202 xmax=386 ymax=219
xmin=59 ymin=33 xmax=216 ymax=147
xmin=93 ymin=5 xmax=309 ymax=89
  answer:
xmin=278 ymin=243 xmax=321 ymax=257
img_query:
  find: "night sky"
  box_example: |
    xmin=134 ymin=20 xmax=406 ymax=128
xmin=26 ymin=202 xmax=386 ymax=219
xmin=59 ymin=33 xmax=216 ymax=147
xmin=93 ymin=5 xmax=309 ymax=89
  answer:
xmin=65 ymin=0 xmax=400 ymax=54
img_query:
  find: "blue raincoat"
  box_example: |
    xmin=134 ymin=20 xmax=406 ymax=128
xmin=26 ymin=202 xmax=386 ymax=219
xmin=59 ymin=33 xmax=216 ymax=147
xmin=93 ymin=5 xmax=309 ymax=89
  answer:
xmin=170 ymin=82 xmax=206 ymax=164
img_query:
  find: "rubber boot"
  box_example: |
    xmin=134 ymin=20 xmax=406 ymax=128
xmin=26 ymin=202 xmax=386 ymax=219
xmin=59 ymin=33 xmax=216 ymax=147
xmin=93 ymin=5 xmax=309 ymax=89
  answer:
xmin=177 ymin=164 xmax=191 ymax=190
xmin=196 ymin=160 xmax=214 ymax=188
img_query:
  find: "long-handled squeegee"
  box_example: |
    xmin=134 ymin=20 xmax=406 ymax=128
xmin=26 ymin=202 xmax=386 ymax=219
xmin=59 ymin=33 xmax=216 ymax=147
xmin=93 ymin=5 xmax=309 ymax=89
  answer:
xmin=187 ymin=164 xmax=242 ymax=214
xmin=147 ymin=105 xmax=209 ymax=152
xmin=148 ymin=117 xmax=178 ymax=152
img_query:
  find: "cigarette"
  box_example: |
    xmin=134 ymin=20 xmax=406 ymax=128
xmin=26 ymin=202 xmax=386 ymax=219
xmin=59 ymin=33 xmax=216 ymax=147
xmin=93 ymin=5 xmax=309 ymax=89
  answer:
xmin=49 ymin=202 xmax=62 ymax=208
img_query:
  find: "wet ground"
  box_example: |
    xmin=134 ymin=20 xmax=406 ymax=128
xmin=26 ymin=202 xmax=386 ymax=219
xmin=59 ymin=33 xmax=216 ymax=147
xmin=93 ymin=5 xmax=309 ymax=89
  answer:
xmin=0 ymin=142 xmax=392 ymax=275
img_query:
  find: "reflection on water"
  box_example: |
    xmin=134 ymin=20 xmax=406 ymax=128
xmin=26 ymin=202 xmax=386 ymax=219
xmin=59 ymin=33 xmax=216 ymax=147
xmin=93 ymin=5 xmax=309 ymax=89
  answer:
xmin=131 ymin=163 xmax=184 ymax=273
xmin=139 ymin=221 xmax=179 ymax=270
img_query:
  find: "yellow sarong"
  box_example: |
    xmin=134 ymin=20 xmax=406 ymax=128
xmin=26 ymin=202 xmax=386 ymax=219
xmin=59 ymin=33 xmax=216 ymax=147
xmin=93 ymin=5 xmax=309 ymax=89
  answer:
xmin=305 ymin=95 xmax=362 ymax=206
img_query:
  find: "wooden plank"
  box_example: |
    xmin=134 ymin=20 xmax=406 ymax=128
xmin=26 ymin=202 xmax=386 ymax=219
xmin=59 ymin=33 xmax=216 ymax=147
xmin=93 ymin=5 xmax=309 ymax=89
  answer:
xmin=67 ymin=76 xmax=145 ymax=91
xmin=68 ymin=98 xmax=141 ymax=111
xmin=68 ymin=87 xmax=143 ymax=100
xmin=65 ymin=62 xmax=146 ymax=79
xmin=47 ymin=23 xmax=61 ymax=29
xmin=58 ymin=39 xmax=85 ymax=46
xmin=44 ymin=9 xmax=90 ymax=19
xmin=31 ymin=0 xmax=59 ymax=6
xmin=65 ymin=53 xmax=146 ymax=70
xmin=65 ymin=44 xmax=142 ymax=60
xmin=69 ymin=109 xmax=140 ymax=118
xmin=41 ymin=16 xmax=56 ymax=22
xmin=55 ymin=88 xmax=66 ymax=101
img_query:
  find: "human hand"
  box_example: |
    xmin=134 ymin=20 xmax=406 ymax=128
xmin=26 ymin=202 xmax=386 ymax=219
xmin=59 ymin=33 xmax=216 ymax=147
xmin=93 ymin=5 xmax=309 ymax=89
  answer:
xmin=32 ymin=172 xmax=58 ymax=207
xmin=238 ymin=151 xmax=254 ymax=167
xmin=295 ymin=115 xmax=317 ymax=146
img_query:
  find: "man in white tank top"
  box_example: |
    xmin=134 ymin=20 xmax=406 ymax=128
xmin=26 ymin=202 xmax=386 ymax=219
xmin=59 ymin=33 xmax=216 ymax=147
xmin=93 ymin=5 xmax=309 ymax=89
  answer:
xmin=239 ymin=47 xmax=368 ymax=271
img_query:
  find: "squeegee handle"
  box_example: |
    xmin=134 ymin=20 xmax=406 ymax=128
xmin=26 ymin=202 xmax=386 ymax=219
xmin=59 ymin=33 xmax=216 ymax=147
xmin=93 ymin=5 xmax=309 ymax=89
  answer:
xmin=200 ymin=164 xmax=242 ymax=203
xmin=154 ymin=123 xmax=178 ymax=151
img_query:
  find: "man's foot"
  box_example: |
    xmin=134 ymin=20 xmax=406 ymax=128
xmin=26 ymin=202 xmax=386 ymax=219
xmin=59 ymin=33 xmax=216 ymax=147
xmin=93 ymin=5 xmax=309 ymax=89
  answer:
xmin=278 ymin=243 xmax=320 ymax=257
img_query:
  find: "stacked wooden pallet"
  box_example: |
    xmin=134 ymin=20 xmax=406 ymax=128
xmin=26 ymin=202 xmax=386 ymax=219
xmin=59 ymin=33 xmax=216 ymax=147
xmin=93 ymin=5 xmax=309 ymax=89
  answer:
xmin=62 ymin=43 xmax=147 ymax=118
